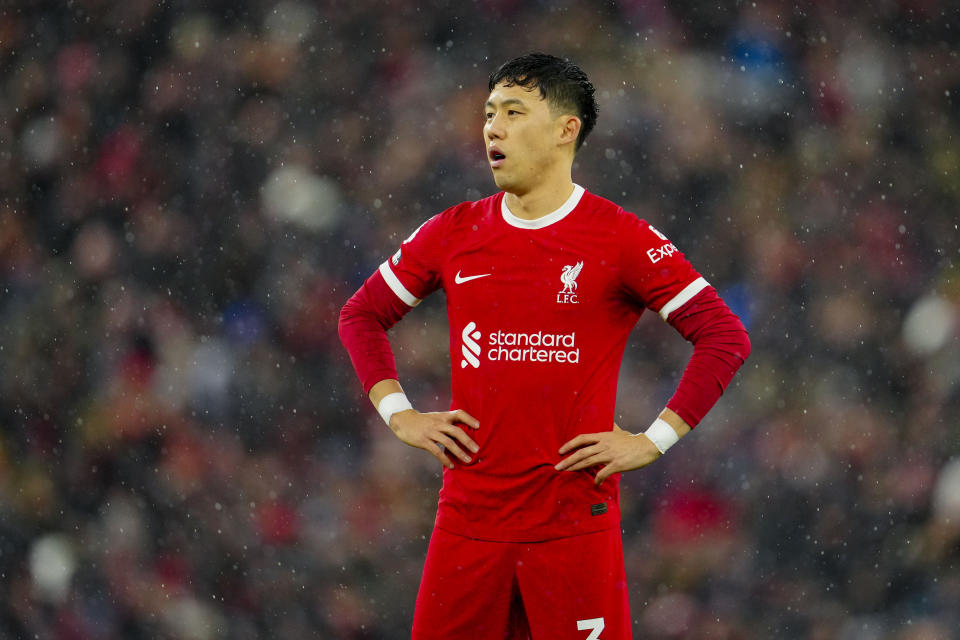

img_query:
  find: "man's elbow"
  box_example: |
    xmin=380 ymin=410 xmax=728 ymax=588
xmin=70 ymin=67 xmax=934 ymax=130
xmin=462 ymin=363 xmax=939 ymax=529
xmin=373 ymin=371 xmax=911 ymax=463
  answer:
xmin=338 ymin=293 xmax=362 ymax=344
xmin=736 ymin=328 xmax=751 ymax=364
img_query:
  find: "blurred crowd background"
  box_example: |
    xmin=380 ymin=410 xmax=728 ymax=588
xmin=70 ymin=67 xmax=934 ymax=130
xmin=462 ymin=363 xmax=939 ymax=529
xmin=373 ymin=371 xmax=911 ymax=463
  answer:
xmin=1 ymin=0 xmax=959 ymax=638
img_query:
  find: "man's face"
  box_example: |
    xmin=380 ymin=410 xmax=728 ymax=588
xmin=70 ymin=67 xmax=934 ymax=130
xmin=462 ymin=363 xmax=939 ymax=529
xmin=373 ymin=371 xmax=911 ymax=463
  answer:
xmin=483 ymin=81 xmax=570 ymax=194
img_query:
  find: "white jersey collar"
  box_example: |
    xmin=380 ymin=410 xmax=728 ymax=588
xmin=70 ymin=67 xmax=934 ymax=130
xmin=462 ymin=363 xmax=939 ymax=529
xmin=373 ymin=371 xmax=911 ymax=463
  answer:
xmin=501 ymin=184 xmax=585 ymax=229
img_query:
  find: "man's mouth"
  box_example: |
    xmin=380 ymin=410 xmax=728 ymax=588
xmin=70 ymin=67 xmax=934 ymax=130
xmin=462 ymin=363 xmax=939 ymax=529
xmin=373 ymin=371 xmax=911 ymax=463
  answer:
xmin=489 ymin=148 xmax=506 ymax=168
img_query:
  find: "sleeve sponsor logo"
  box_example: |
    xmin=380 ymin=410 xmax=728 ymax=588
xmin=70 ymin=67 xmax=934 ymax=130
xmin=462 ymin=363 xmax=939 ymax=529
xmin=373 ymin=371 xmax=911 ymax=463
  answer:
xmin=646 ymin=225 xmax=678 ymax=263
xmin=647 ymin=243 xmax=678 ymax=263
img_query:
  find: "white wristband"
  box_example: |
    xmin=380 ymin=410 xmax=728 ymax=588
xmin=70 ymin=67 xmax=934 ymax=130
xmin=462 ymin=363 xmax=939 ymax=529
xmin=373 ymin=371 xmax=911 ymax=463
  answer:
xmin=377 ymin=392 xmax=413 ymax=426
xmin=643 ymin=418 xmax=679 ymax=454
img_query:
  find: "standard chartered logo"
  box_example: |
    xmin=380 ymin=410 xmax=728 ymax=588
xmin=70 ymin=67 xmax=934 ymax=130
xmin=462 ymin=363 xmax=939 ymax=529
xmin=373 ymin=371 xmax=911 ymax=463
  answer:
xmin=460 ymin=322 xmax=580 ymax=368
xmin=461 ymin=322 xmax=482 ymax=368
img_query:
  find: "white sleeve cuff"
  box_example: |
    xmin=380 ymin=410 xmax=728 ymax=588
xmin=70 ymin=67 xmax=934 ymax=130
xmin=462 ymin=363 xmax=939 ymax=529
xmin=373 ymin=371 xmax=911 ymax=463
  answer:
xmin=642 ymin=418 xmax=680 ymax=454
xmin=377 ymin=392 xmax=413 ymax=426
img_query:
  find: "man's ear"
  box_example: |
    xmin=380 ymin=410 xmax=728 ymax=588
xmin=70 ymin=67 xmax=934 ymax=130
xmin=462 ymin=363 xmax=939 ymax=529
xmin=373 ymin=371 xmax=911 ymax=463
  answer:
xmin=558 ymin=115 xmax=582 ymax=148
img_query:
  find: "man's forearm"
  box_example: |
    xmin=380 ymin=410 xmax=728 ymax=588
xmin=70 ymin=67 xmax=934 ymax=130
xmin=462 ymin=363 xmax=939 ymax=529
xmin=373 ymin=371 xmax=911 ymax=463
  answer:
xmin=369 ymin=379 xmax=405 ymax=407
xmin=338 ymin=271 xmax=412 ymax=393
xmin=655 ymin=407 xmax=691 ymax=439
xmin=368 ymin=379 xmax=418 ymax=430
xmin=664 ymin=288 xmax=751 ymax=427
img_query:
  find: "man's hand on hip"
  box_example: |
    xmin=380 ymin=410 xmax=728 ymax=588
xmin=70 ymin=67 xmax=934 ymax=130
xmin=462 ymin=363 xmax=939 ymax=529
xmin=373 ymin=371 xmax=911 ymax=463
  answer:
xmin=390 ymin=409 xmax=480 ymax=470
xmin=555 ymin=423 xmax=661 ymax=485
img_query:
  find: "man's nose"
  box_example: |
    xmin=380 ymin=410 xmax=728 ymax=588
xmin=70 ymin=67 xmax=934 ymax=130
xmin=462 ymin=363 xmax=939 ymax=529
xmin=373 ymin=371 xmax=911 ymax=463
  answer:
xmin=485 ymin=114 xmax=505 ymax=139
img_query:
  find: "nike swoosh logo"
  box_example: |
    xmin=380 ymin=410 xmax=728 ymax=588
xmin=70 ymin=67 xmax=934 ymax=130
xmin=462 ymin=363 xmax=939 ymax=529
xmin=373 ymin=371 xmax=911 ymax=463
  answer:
xmin=455 ymin=270 xmax=492 ymax=284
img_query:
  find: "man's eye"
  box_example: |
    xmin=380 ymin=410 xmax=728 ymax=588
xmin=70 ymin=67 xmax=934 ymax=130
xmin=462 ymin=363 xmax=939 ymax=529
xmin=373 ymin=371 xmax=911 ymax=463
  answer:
xmin=485 ymin=113 xmax=494 ymax=119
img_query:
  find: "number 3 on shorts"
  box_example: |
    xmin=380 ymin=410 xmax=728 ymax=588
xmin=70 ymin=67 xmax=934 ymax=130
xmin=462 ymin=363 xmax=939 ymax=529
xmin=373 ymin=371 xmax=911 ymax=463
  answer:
xmin=577 ymin=617 xmax=605 ymax=640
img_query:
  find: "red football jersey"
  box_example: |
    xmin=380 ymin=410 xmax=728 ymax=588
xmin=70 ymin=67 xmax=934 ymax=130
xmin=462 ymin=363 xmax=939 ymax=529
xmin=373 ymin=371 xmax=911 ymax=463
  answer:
xmin=379 ymin=186 xmax=709 ymax=542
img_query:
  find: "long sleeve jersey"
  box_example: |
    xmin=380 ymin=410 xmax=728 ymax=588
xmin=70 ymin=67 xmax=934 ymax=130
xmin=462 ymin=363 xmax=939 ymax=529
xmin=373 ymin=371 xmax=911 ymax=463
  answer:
xmin=339 ymin=185 xmax=750 ymax=542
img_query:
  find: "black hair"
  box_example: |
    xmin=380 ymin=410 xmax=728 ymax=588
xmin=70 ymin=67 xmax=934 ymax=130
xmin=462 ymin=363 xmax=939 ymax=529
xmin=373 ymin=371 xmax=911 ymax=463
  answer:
xmin=488 ymin=52 xmax=598 ymax=151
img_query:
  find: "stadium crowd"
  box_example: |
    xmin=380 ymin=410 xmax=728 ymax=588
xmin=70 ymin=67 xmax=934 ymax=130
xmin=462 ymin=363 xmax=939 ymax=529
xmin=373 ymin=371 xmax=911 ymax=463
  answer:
xmin=1 ymin=0 xmax=959 ymax=638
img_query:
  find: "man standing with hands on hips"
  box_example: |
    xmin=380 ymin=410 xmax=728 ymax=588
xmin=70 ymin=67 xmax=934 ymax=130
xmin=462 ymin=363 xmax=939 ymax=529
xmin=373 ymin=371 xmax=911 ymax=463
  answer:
xmin=339 ymin=52 xmax=750 ymax=640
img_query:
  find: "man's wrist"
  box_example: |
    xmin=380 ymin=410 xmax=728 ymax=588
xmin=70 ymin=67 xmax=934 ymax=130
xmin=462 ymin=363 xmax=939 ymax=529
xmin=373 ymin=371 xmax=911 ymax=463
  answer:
xmin=641 ymin=418 xmax=680 ymax=454
xmin=377 ymin=392 xmax=414 ymax=426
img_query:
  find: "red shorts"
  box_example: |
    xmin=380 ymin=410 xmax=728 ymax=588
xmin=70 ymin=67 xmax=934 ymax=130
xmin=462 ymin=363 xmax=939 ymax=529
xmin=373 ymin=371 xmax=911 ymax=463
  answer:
xmin=412 ymin=527 xmax=631 ymax=640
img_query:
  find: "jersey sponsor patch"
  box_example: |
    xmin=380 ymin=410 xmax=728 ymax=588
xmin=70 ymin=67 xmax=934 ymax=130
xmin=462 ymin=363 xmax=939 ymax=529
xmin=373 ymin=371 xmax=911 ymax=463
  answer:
xmin=646 ymin=224 xmax=678 ymax=263
xmin=460 ymin=322 xmax=482 ymax=368
xmin=647 ymin=242 xmax=679 ymax=263
xmin=590 ymin=503 xmax=607 ymax=516
xmin=459 ymin=322 xmax=582 ymax=367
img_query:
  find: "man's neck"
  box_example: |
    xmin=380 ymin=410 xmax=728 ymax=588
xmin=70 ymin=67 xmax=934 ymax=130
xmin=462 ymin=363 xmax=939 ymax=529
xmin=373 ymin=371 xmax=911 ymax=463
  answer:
xmin=503 ymin=178 xmax=576 ymax=221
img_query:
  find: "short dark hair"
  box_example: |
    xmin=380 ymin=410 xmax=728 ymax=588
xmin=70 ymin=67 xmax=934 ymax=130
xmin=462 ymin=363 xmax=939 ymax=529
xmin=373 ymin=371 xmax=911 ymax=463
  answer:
xmin=488 ymin=53 xmax=598 ymax=151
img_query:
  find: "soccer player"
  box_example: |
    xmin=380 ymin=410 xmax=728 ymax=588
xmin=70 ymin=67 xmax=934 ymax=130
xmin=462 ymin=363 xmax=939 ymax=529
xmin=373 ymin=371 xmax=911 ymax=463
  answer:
xmin=339 ymin=53 xmax=750 ymax=640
